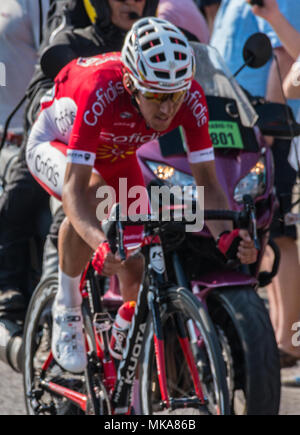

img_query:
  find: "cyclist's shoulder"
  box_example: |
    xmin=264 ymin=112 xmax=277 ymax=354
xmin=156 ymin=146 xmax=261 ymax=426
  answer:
xmin=187 ymin=79 xmax=207 ymax=101
xmin=170 ymin=80 xmax=209 ymax=135
xmin=55 ymin=52 xmax=123 ymax=92
xmin=76 ymin=52 xmax=122 ymax=71
xmin=65 ymin=52 xmax=122 ymax=79
xmin=178 ymin=80 xmax=208 ymax=121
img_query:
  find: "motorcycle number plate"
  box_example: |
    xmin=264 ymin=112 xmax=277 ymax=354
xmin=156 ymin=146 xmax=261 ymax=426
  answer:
xmin=209 ymin=121 xmax=244 ymax=149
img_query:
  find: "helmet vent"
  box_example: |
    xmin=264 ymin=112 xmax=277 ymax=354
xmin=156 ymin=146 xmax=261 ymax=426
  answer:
xmin=140 ymin=61 xmax=147 ymax=77
xmin=176 ymin=69 xmax=187 ymax=79
xmin=155 ymin=71 xmax=170 ymax=79
xmin=140 ymin=28 xmax=156 ymax=38
xmin=127 ymin=49 xmax=135 ymax=64
xmin=175 ymin=52 xmax=187 ymax=61
xmin=150 ymin=53 xmax=166 ymax=63
xmin=137 ymin=19 xmax=151 ymax=28
xmin=170 ymin=37 xmax=187 ymax=47
xmin=125 ymin=56 xmax=138 ymax=76
xmin=142 ymin=38 xmax=161 ymax=51
xmin=163 ymin=26 xmax=176 ymax=33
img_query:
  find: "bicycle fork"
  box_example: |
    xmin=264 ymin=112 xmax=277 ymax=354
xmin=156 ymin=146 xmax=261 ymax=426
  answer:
xmin=148 ymin=289 xmax=206 ymax=411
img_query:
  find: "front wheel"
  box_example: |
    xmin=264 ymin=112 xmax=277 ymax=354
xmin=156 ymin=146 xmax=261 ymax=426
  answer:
xmin=139 ymin=286 xmax=230 ymax=415
xmin=207 ymin=287 xmax=281 ymax=415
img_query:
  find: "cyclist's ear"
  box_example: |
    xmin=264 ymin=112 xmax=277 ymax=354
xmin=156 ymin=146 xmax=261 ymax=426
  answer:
xmin=123 ymin=73 xmax=135 ymax=96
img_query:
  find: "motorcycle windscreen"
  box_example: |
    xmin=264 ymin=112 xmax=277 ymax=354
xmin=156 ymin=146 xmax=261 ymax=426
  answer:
xmin=190 ymin=42 xmax=258 ymax=128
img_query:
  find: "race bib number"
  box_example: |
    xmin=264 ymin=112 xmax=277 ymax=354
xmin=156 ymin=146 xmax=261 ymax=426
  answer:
xmin=209 ymin=121 xmax=243 ymax=149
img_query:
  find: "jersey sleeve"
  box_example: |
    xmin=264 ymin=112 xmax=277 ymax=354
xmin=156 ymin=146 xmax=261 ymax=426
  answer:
xmin=67 ymin=75 xmax=110 ymax=167
xmin=180 ymin=81 xmax=214 ymax=164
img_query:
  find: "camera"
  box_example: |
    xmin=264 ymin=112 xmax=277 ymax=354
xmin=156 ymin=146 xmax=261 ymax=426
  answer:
xmin=249 ymin=0 xmax=264 ymax=6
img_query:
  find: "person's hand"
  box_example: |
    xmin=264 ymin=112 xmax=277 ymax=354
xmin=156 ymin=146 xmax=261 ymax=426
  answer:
xmin=246 ymin=0 xmax=280 ymax=24
xmin=236 ymin=229 xmax=258 ymax=264
xmin=217 ymin=229 xmax=258 ymax=264
xmin=92 ymin=242 xmax=125 ymax=276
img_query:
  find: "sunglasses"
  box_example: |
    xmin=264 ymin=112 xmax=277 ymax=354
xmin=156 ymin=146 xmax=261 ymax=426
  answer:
xmin=142 ymin=90 xmax=186 ymax=103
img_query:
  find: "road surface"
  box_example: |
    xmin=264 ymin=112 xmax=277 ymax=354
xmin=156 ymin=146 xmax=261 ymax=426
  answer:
xmin=0 ymin=360 xmax=299 ymax=415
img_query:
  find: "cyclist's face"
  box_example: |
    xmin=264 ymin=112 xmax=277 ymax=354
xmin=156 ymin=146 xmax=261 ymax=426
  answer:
xmin=108 ymin=0 xmax=146 ymax=31
xmin=136 ymin=91 xmax=186 ymax=132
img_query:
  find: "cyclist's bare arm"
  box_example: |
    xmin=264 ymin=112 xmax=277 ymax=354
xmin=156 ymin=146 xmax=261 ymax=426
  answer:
xmin=62 ymin=162 xmax=124 ymax=274
xmin=190 ymin=160 xmax=232 ymax=239
xmin=62 ymin=162 xmax=107 ymax=251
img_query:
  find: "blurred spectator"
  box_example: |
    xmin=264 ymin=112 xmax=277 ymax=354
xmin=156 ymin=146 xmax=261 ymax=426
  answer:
xmin=157 ymin=0 xmax=210 ymax=43
xmin=211 ymin=0 xmax=300 ymax=366
xmin=249 ymin=0 xmax=300 ymax=60
xmin=0 ymin=0 xmax=49 ymax=319
xmin=249 ymin=0 xmax=300 ymax=172
xmin=284 ymin=59 xmax=300 ymax=171
xmin=194 ymin=0 xmax=222 ymax=35
xmin=284 ymin=60 xmax=300 ymax=100
xmin=210 ymin=0 xmax=273 ymax=96
xmin=0 ymin=0 xmax=49 ymax=133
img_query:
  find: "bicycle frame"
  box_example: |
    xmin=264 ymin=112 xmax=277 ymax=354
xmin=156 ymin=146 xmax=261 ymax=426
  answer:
xmin=94 ymin=232 xmax=205 ymax=414
xmin=35 ymin=232 xmax=206 ymax=415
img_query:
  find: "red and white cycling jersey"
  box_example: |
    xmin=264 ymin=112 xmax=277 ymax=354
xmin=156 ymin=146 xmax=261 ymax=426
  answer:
xmin=28 ymin=52 xmax=214 ymax=176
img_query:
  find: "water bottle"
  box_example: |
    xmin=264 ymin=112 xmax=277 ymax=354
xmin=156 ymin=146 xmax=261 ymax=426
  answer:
xmin=109 ymin=301 xmax=136 ymax=360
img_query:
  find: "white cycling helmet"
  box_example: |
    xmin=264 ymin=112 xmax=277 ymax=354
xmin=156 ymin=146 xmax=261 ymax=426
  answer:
xmin=121 ymin=17 xmax=195 ymax=93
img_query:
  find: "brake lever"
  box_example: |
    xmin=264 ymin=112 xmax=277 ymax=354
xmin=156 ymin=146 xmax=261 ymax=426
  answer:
xmin=101 ymin=203 xmax=126 ymax=260
xmin=243 ymin=195 xmax=260 ymax=250
xmin=116 ymin=220 xmax=126 ymax=262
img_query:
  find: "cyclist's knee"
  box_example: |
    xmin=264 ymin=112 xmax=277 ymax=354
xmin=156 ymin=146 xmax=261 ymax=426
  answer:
xmin=58 ymin=217 xmax=93 ymax=273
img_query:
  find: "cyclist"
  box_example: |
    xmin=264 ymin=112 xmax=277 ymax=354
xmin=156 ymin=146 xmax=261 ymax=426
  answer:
xmin=26 ymin=17 xmax=257 ymax=373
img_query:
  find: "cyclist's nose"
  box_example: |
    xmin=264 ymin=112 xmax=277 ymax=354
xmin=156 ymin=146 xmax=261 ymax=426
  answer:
xmin=159 ymin=99 xmax=174 ymax=116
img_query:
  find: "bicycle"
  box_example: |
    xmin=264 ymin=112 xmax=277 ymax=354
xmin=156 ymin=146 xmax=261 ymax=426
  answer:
xmin=23 ymin=204 xmax=232 ymax=415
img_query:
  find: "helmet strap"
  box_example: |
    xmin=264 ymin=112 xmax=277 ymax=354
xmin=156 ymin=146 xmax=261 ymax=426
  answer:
xmin=123 ymin=73 xmax=149 ymax=127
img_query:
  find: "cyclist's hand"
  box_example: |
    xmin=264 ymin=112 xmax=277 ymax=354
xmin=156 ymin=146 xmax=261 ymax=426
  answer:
xmin=237 ymin=230 xmax=258 ymax=264
xmin=92 ymin=242 xmax=124 ymax=276
xmin=217 ymin=229 xmax=258 ymax=264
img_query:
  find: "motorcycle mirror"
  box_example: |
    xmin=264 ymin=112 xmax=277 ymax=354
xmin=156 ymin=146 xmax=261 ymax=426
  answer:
xmin=233 ymin=33 xmax=272 ymax=77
